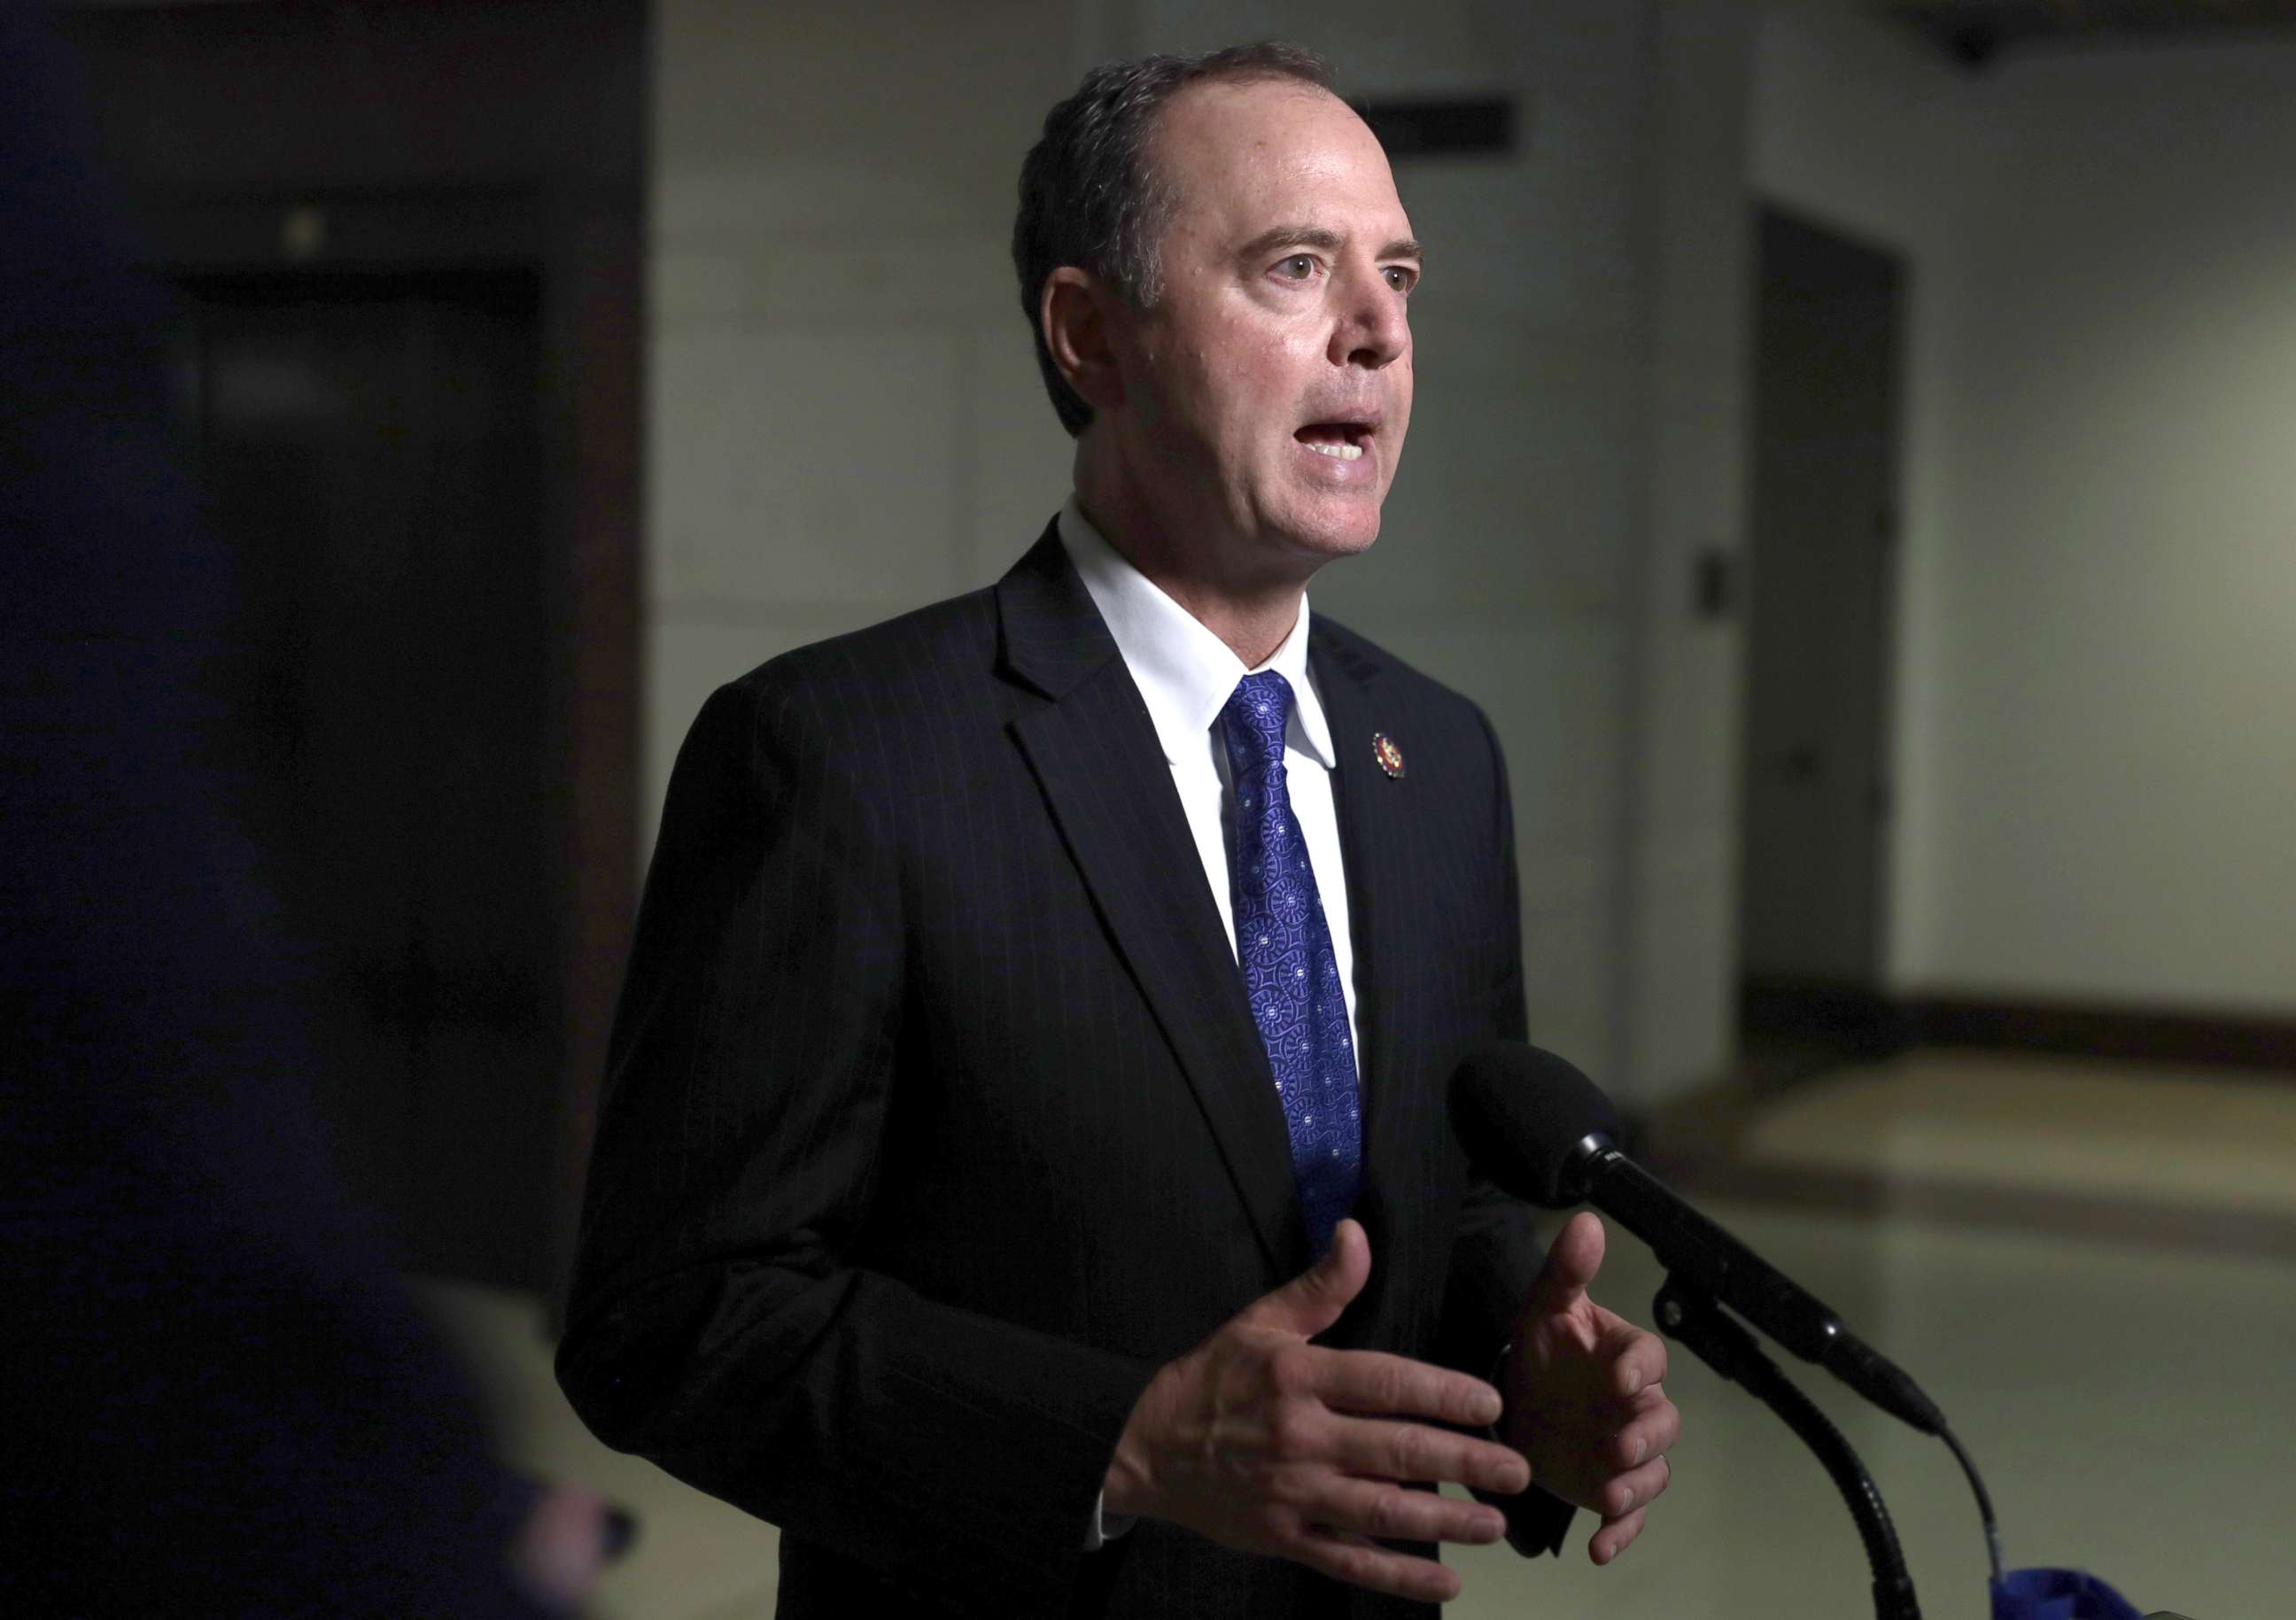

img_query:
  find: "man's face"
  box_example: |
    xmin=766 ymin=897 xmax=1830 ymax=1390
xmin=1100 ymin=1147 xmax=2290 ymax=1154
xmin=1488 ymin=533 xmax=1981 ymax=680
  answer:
xmin=1109 ymin=78 xmax=1417 ymax=580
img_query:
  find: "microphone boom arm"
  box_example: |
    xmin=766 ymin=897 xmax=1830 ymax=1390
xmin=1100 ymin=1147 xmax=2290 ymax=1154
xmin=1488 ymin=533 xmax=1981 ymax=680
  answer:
xmin=1651 ymin=1272 xmax=1921 ymax=1620
xmin=1578 ymin=1145 xmax=1947 ymax=1436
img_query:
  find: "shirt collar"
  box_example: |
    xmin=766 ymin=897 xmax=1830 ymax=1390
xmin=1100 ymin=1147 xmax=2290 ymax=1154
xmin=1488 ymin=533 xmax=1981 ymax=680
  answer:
xmin=1059 ymin=495 xmax=1337 ymax=771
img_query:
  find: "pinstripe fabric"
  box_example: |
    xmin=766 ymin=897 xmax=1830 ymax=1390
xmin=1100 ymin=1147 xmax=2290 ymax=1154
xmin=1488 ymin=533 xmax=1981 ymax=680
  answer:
xmin=557 ymin=522 xmax=1569 ymax=1619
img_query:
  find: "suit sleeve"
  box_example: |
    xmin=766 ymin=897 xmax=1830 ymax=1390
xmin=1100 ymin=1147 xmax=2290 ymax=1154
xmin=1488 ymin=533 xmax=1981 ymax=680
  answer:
xmin=555 ymin=677 xmax=1158 ymax=1616
xmin=1442 ymin=702 xmax=1577 ymax=1557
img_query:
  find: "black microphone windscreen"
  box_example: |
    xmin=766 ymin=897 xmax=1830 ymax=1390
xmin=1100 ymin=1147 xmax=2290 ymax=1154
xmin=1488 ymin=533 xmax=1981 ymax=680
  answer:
xmin=1447 ymin=1043 xmax=1622 ymax=1207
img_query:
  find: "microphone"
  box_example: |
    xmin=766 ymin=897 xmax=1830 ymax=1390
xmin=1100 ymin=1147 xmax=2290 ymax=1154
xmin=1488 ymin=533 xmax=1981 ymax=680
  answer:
xmin=1449 ymin=1042 xmax=1947 ymax=1437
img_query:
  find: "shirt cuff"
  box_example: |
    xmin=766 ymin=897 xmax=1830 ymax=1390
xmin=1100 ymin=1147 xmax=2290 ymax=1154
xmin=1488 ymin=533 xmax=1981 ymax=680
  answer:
xmin=1083 ymin=1490 xmax=1136 ymax=1551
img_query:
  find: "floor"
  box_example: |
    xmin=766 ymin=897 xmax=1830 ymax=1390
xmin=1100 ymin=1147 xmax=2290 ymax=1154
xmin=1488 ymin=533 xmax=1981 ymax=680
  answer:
xmin=417 ymin=1049 xmax=2296 ymax=1619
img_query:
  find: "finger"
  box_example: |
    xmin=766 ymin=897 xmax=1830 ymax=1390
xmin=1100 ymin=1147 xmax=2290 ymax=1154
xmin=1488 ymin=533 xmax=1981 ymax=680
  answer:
xmin=1613 ymin=1389 xmax=1680 ymax=1469
xmin=1289 ymin=1525 xmax=1462 ymax=1605
xmin=1326 ymin=1415 xmax=1531 ymax=1495
xmin=1308 ymin=1477 xmax=1508 ymax=1548
xmin=1588 ymin=1505 xmax=1647 ymax=1566
xmin=1312 ymin=1346 xmax=1505 ymax=1428
xmin=1234 ymin=1218 xmax=1370 ymax=1340
xmin=1600 ymin=1454 xmax=1672 ymax=1519
xmin=513 ymin=1484 xmax=614 ymax=1608
xmin=1596 ymin=1319 xmax=1668 ymax=1397
xmin=1527 ymin=1211 xmax=1606 ymax=1314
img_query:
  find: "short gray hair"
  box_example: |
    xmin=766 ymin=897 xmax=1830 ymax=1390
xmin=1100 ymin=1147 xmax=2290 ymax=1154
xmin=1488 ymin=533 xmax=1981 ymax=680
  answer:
xmin=1011 ymin=43 xmax=1338 ymax=438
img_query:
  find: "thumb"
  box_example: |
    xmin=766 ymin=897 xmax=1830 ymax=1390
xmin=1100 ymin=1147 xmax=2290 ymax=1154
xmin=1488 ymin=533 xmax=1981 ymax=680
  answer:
xmin=1234 ymin=1217 xmax=1369 ymax=1340
xmin=1528 ymin=1210 xmax=1606 ymax=1312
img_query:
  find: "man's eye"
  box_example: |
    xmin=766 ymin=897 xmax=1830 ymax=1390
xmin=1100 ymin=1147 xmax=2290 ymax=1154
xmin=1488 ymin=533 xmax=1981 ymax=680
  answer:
xmin=1278 ymin=254 xmax=1315 ymax=280
xmin=1385 ymin=266 xmax=1417 ymax=293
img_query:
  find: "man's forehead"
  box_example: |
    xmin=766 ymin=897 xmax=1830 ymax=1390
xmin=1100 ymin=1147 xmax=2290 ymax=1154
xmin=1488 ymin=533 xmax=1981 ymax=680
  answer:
xmin=1152 ymin=76 xmax=1403 ymax=229
xmin=1162 ymin=73 xmax=1346 ymax=129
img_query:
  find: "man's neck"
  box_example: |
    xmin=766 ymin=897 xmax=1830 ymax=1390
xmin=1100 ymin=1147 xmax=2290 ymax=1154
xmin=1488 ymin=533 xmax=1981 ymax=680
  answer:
xmin=1073 ymin=472 xmax=1306 ymax=670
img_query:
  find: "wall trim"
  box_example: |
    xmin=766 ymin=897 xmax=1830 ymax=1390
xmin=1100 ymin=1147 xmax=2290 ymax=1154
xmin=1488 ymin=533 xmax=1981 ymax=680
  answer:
xmin=1744 ymin=978 xmax=2296 ymax=1074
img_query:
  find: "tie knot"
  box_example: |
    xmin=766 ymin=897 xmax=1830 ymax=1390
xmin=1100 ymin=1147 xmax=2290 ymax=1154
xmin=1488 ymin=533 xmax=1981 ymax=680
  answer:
xmin=1221 ymin=671 xmax=1294 ymax=769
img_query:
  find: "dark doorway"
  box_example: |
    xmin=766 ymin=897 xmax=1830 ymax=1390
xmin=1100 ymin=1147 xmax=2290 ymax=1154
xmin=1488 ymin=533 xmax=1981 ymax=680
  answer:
xmin=173 ymin=270 xmax=557 ymax=1288
xmin=1738 ymin=207 xmax=1906 ymax=1056
xmin=54 ymin=0 xmax=646 ymax=1298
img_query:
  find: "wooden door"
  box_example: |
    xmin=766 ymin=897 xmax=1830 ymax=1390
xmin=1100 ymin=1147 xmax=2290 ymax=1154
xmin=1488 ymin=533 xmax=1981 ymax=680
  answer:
xmin=174 ymin=270 xmax=558 ymax=1286
xmin=1740 ymin=207 xmax=1905 ymax=1040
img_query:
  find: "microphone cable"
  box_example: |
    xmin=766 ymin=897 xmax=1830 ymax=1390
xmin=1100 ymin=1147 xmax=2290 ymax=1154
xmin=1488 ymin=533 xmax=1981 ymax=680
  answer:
xmin=1941 ymin=1424 xmax=2004 ymax=1583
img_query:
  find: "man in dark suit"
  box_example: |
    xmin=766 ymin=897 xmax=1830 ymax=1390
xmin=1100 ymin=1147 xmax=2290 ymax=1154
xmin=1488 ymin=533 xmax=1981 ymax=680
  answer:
xmin=558 ymin=43 xmax=1678 ymax=1617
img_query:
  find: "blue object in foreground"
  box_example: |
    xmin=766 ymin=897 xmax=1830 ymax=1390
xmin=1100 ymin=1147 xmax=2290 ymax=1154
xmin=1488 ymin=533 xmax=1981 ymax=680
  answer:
xmin=1992 ymin=1567 xmax=2145 ymax=1619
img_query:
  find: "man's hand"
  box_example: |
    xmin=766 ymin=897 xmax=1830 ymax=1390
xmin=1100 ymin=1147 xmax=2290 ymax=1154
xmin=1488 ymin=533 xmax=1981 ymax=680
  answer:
xmin=506 ymin=1478 xmax=634 ymax=1614
xmin=1502 ymin=1211 xmax=1680 ymax=1565
xmin=1104 ymin=1218 xmax=1532 ymax=1604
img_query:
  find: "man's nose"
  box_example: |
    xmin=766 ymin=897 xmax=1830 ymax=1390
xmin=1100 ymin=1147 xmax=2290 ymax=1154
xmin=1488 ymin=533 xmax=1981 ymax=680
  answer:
xmin=1331 ymin=262 xmax=1408 ymax=370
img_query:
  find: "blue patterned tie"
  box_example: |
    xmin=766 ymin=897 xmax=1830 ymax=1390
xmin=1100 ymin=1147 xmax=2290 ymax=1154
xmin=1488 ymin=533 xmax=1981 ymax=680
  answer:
xmin=1219 ymin=671 xmax=1361 ymax=1258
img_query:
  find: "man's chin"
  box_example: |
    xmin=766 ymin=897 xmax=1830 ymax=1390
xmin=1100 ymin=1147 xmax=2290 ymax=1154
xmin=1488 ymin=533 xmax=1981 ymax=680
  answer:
xmin=1276 ymin=501 xmax=1385 ymax=563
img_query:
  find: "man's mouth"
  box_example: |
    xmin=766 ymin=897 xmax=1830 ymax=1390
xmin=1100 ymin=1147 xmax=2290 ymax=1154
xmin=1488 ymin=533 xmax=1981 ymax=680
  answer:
xmin=1294 ymin=422 xmax=1373 ymax=462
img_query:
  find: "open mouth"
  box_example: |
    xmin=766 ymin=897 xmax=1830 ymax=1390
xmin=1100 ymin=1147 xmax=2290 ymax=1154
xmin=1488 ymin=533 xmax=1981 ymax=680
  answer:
xmin=1294 ymin=422 xmax=1374 ymax=462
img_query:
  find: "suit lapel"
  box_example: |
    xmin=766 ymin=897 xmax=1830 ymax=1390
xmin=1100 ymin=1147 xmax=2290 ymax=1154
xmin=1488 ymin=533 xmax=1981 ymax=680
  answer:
xmin=1310 ymin=628 xmax=1418 ymax=1221
xmin=997 ymin=527 xmax=1302 ymax=1275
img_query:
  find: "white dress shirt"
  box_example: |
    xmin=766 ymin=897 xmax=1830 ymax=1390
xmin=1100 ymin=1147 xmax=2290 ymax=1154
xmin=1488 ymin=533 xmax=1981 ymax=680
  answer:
xmin=1058 ymin=497 xmax=1366 ymax=1552
xmin=1058 ymin=497 xmax=1361 ymax=1059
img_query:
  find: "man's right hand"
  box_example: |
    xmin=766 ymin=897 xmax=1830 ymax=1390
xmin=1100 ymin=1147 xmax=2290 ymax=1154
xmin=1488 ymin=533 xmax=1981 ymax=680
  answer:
xmin=1101 ymin=1218 xmax=1531 ymax=1604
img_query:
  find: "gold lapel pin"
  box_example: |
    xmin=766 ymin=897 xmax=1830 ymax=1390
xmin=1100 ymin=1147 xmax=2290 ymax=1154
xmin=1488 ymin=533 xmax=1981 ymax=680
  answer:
xmin=1372 ymin=732 xmax=1405 ymax=779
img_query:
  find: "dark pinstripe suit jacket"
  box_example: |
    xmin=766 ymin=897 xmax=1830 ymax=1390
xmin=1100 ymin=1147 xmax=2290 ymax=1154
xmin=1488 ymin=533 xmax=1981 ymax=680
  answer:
xmin=557 ymin=522 xmax=1572 ymax=1618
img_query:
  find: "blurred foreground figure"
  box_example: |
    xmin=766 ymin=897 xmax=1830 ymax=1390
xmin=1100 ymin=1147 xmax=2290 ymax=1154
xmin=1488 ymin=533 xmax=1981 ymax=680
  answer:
xmin=0 ymin=12 xmax=601 ymax=1613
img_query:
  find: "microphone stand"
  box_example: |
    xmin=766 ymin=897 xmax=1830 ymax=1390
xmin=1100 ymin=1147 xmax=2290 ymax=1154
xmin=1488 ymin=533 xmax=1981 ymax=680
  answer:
xmin=1652 ymin=1275 xmax=1921 ymax=1620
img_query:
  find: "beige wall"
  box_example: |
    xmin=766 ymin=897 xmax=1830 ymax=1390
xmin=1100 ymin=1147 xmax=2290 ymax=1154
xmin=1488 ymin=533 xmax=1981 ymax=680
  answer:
xmin=1618 ymin=4 xmax=1752 ymax=1097
xmin=647 ymin=0 xmax=1080 ymax=841
xmin=647 ymin=0 xmax=1754 ymax=1103
xmin=1930 ymin=40 xmax=2296 ymax=1012
xmin=1755 ymin=11 xmax=2296 ymax=1014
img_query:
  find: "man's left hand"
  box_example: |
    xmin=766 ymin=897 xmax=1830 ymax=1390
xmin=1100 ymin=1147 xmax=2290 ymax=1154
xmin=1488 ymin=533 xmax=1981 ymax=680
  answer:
xmin=1501 ymin=1211 xmax=1680 ymax=1565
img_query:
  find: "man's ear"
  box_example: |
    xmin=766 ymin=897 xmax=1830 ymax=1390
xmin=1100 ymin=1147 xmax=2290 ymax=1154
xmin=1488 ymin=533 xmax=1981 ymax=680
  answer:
xmin=1041 ymin=267 xmax=1126 ymax=416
